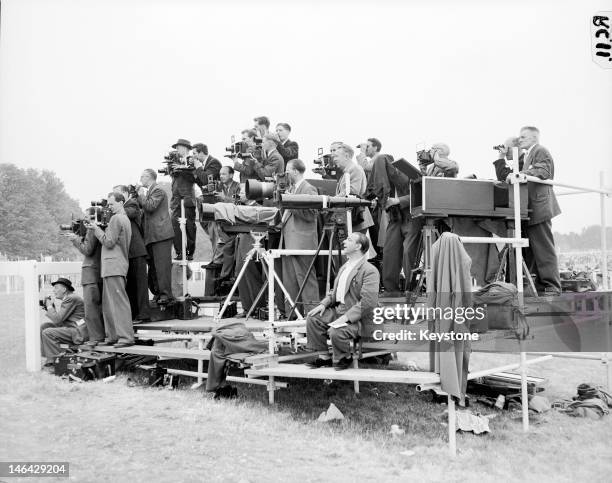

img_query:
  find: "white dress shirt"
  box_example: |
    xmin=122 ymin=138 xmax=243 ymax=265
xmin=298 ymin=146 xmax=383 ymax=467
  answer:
xmin=335 ymin=256 xmax=364 ymax=304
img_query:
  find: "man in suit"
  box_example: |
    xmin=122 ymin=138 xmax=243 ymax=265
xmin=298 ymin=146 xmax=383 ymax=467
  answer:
xmin=40 ymin=278 xmax=86 ymax=366
xmin=306 ymin=232 xmax=380 ymax=370
xmin=281 ymin=159 xmax=320 ymax=318
xmin=114 ymin=185 xmax=150 ymax=322
xmin=138 ymin=169 xmax=175 ymax=304
xmin=494 ymin=126 xmax=561 ymax=295
xmin=233 ymin=129 xmax=261 ymax=184
xmin=356 ymin=137 xmax=382 ymax=181
xmin=169 ymin=138 xmax=197 ymax=260
xmin=253 ymin=115 xmax=270 ymax=138
xmin=89 ymin=192 xmax=134 ymax=348
xmin=333 ymin=143 xmax=374 ymax=234
xmin=206 ymin=166 xmax=241 ymax=279
xmin=251 ymin=133 xmax=285 ymax=180
xmin=192 ymin=142 xmax=222 ymax=264
xmin=70 ymin=216 xmax=104 ymax=345
xmin=275 ymin=123 xmax=299 ymax=167
xmin=419 ymin=143 xmax=459 ymax=178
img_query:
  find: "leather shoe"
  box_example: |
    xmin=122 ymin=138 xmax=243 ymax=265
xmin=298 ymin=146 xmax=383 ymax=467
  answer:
xmin=306 ymin=358 xmax=333 ymax=368
xmin=334 ymin=356 xmax=354 ymax=371
xmin=214 ymin=385 xmax=238 ymax=399
xmin=99 ymin=340 xmax=117 ymax=346
xmin=113 ymin=342 xmax=135 ymax=348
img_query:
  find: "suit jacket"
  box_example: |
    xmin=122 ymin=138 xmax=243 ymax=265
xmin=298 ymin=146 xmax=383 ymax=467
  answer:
xmin=123 ymin=198 xmax=147 ymax=258
xmin=282 ymin=180 xmax=318 ymax=250
xmin=253 ymin=149 xmax=284 ymax=180
xmin=73 ymin=229 xmax=102 ymax=285
xmin=139 ymin=182 xmax=174 ymax=245
xmin=170 ymin=169 xmax=197 ymax=210
xmin=493 ymin=144 xmax=561 ymax=225
xmin=321 ymin=257 xmax=379 ymax=327
xmin=94 ymin=211 xmax=131 ymax=278
xmin=276 ymin=139 xmax=299 ymax=165
xmin=336 ymin=162 xmax=374 ymax=231
xmin=217 ymin=180 xmax=241 ymax=202
xmin=45 ymin=293 xmax=85 ymax=328
xmin=195 ymin=155 xmax=222 ymax=189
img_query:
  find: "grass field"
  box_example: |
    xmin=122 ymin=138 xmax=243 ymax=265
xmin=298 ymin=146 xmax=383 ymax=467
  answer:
xmin=1 ymin=292 xmax=611 ymax=482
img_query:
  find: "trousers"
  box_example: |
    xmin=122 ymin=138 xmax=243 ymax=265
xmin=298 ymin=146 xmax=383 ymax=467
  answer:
xmin=102 ymin=275 xmax=134 ymax=344
xmin=83 ymin=282 xmax=104 ymax=342
xmin=147 ymin=239 xmax=173 ymax=300
xmin=306 ymin=307 xmax=360 ymax=361
xmin=525 ymin=220 xmax=561 ymax=293
xmin=382 ymin=215 xmax=423 ymax=292
xmin=172 ymin=205 xmax=196 ymax=256
xmin=40 ymin=322 xmax=87 ymax=360
xmin=127 ymin=256 xmax=150 ymax=320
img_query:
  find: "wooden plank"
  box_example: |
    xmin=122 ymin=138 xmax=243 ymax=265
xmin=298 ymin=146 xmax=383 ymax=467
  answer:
xmin=93 ymin=345 xmax=211 ymax=360
xmin=246 ymin=363 xmax=441 ymax=384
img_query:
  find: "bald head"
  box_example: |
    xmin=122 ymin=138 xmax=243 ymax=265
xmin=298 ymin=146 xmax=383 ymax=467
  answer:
xmin=431 ymin=143 xmax=450 ymax=158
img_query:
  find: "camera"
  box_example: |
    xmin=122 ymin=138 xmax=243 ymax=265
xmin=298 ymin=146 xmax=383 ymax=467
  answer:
xmin=127 ymin=184 xmax=140 ymax=198
xmin=158 ymin=150 xmax=195 ymax=176
xmin=59 ymin=205 xmax=112 ymax=236
xmin=245 ymin=173 xmax=289 ymax=202
xmin=312 ymin=147 xmax=341 ymax=180
xmin=224 ymin=135 xmax=263 ymax=160
xmin=39 ymin=295 xmax=52 ymax=310
xmin=416 ymin=149 xmax=434 ymax=166
xmin=493 ymin=144 xmax=506 ymax=151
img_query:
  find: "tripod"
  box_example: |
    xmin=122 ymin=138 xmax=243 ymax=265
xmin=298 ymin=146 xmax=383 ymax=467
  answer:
xmin=215 ymin=231 xmax=303 ymax=321
xmin=286 ymin=212 xmax=347 ymax=320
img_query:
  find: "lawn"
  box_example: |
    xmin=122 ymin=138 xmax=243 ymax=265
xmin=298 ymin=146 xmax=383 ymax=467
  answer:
xmin=1 ymin=292 xmax=611 ymax=482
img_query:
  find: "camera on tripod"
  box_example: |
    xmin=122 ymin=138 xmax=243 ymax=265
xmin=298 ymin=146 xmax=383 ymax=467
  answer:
xmin=245 ymin=173 xmax=289 ymax=202
xmin=312 ymin=147 xmax=340 ymax=180
xmin=158 ymin=150 xmax=195 ymax=176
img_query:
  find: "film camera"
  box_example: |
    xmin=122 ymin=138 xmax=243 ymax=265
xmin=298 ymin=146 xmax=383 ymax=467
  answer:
xmin=245 ymin=173 xmax=289 ymax=202
xmin=158 ymin=150 xmax=196 ymax=176
xmin=416 ymin=148 xmax=435 ymax=166
xmin=224 ymin=135 xmax=263 ymax=159
xmin=312 ymin=147 xmax=341 ymax=180
xmin=59 ymin=203 xmax=112 ymax=236
xmin=39 ymin=295 xmax=52 ymax=310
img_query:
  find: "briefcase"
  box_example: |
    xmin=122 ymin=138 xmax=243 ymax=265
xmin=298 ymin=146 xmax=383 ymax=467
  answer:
xmin=54 ymin=351 xmax=116 ymax=381
xmin=172 ymin=296 xmax=200 ymax=320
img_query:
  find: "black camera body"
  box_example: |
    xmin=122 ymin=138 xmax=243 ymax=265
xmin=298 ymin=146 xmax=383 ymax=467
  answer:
xmin=39 ymin=295 xmax=52 ymax=310
xmin=59 ymin=205 xmax=112 ymax=236
xmin=158 ymin=151 xmax=196 ymax=176
xmin=312 ymin=148 xmax=342 ymax=180
xmin=245 ymin=173 xmax=289 ymax=202
xmin=416 ymin=149 xmax=434 ymax=166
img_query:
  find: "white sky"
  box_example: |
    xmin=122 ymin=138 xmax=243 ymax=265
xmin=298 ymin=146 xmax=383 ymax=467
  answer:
xmin=1 ymin=0 xmax=611 ymax=233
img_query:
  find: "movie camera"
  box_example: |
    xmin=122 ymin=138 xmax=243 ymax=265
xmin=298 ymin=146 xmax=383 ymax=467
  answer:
xmin=416 ymin=148 xmax=435 ymax=166
xmin=312 ymin=147 xmax=340 ymax=180
xmin=158 ymin=150 xmax=196 ymax=176
xmin=59 ymin=203 xmax=112 ymax=236
xmin=224 ymin=135 xmax=263 ymax=159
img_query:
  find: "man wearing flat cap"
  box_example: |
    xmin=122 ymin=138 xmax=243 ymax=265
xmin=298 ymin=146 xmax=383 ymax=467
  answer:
xmin=40 ymin=278 xmax=87 ymax=366
xmin=169 ymin=138 xmax=198 ymax=260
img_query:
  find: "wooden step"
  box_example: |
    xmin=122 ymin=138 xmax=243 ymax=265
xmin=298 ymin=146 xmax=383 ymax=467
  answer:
xmin=92 ymin=344 xmax=211 ymax=360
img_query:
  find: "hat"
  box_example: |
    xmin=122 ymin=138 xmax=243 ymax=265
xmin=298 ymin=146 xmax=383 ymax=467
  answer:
xmin=51 ymin=277 xmax=75 ymax=292
xmin=171 ymin=138 xmax=192 ymax=149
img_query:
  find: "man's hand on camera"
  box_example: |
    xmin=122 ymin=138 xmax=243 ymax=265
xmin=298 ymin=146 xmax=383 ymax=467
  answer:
xmin=65 ymin=233 xmax=79 ymax=241
xmin=84 ymin=221 xmax=96 ymax=230
xmin=137 ymin=186 xmax=147 ymax=197
xmin=308 ymin=304 xmax=326 ymax=317
xmin=385 ymin=197 xmax=400 ymax=209
xmin=45 ymin=297 xmax=54 ymax=309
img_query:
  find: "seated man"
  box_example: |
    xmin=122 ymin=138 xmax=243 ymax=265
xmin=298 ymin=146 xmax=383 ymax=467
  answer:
xmin=306 ymin=232 xmax=380 ymax=370
xmin=40 ymin=278 xmax=87 ymax=367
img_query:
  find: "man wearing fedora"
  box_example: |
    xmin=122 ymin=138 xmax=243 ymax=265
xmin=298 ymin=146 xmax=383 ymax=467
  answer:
xmin=169 ymin=138 xmax=198 ymax=260
xmin=40 ymin=278 xmax=86 ymax=366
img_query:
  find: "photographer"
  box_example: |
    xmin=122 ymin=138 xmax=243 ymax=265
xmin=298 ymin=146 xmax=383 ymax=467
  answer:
xmin=356 ymin=137 xmax=382 ymax=181
xmin=138 ymin=169 xmax=174 ymax=305
xmin=253 ymin=115 xmax=270 ymax=138
xmin=69 ymin=222 xmax=105 ymax=345
xmin=192 ymin=142 xmax=221 ymax=263
xmin=40 ymin=278 xmax=86 ymax=367
xmin=203 ymin=166 xmax=241 ymax=280
xmin=233 ymin=129 xmax=261 ymax=183
xmin=89 ymin=192 xmax=134 ymax=348
xmin=275 ymin=123 xmax=299 ymax=167
xmin=252 ymin=133 xmax=285 ymax=181
xmin=280 ymin=159 xmax=320 ymax=318
xmin=169 ymin=138 xmax=197 ymax=260
xmin=333 ymin=143 xmax=374 ymax=234
xmin=419 ymin=143 xmax=458 ymax=178
xmin=114 ymin=184 xmax=150 ymax=322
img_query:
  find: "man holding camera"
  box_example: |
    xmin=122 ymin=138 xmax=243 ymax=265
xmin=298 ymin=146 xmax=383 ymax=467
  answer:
xmin=138 ymin=169 xmax=174 ymax=304
xmin=333 ymin=143 xmax=374 ymax=234
xmin=114 ymin=184 xmax=150 ymax=322
xmin=275 ymin=123 xmax=299 ymax=167
xmin=169 ymin=138 xmax=197 ymax=260
xmin=306 ymin=233 xmax=379 ymax=370
xmin=281 ymin=159 xmax=320 ymax=318
xmin=40 ymin=278 xmax=86 ymax=366
xmin=494 ymin=127 xmax=561 ymax=295
xmin=419 ymin=143 xmax=458 ymax=178
xmin=356 ymin=137 xmax=382 ymax=181
xmin=89 ymin=192 xmax=134 ymax=348
xmin=253 ymin=116 xmax=270 ymax=139
xmin=70 ymin=219 xmax=105 ymax=345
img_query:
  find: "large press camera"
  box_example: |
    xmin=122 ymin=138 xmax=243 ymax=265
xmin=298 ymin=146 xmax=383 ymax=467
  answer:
xmin=312 ymin=147 xmax=341 ymax=180
xmin=245 ymin=173 xmax=290 ymax=202
xmin=59 ymin=202 xmax=112 ymax=236
xmin=416 ymin=148 xmax=435 ymax=166
xmin=158 ymin=150 xmax=196 ymax=176
xmin=224 ymin=135 xmax=263 ymax=160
